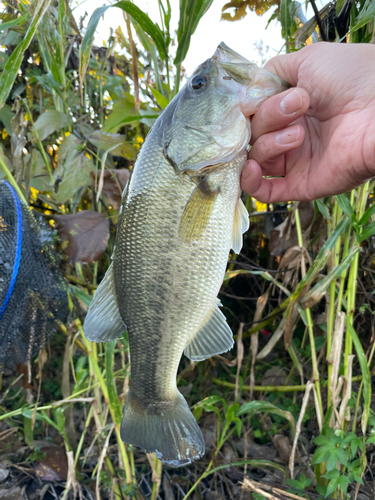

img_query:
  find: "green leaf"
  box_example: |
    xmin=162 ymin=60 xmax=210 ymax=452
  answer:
xmin=87 ymin=131 xmax=138 ymax=160
xmin=322 ymin=469 xmax=340 ymax=479
xmin=359 ymin=221 xmax=375 ymax=242
xmin=79 ymin=1 xmax=167 ymax=90
xmin=71 ymin=286 xmax=92 ymax=307
xmin=300 ymin=245 xmax=360 ymax=308
xmin=150 ymin=86 xmax=170 ymax=110
xmin=52 ymin=134 xmax=93 ymax=203
xmin=359 ymin=202 xmax=375 ymax=226
xmin=348 ymin=324 xmax=371 ymax=434
xmin=174 ymin=0 xmax=214 ymax=65
xmin=105 ymin=340 xmax=123 ymax=425
xmin=0 ymin=103 xmax=14 ymax=135
xmin=0 ymin=0 xmax=52 ymax=110
xmin=325 ymin=476 xmax=340 ymax=497
xmin=34 ymin=110 xmax=68 ymax=141
xmin=108 ymin=113 xmax=159 ymax=132
xmin=0 ymin=14 xmax=27 ymax=32
xmin=79 ymin=5 xmax=109 ymax=90
xmin=115 ymin=2 xmax=167 ymax=60
xmin=350 ymin=0 xmax=375 ymax=33
xmin=315 ymin=198 xmax=331 ymax=221
xmin=236 ymin=401 xmax=296 ymax=435
xmin=311 ymin=446 xmax=331 ymax=465
xmin=335 ymin=193 xmax=354 ymax=218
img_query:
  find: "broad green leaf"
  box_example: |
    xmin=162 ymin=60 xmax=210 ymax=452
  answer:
xmin=88 ymin=131 xmax=138 ymax=160
xmin=29 ymin=149 xmax=53 ymax=192
xmin=326 ymin=477 xmax=340 ymax=497
xmin=0 ymin=103 xmax=14 ymax=135
xmin=236 ymin=401 xmax=296 ymax=435
xmin=150 ymin=86 xmax=170 ymax=110
xmin=108 ymin=113 xmax=159 ymax=132
xmin=0 ymin=0 xmax=52 ymax=110
xmin=335 ymin=193 xmax=354 ymax=218
xmin=105 ymin=340 xmax=123 ymax=425
xmin=103 ymin=94 xmax=137 ymax=133
xmin=350 ymin=0 xmax=375 ymax=33
xmin=53 ymin=134 xmax=93 ymax=203
xmin=348 ymin=324 xmax=371 ymax=434
xmin=34 ymin=110 xmax=68 ymax=141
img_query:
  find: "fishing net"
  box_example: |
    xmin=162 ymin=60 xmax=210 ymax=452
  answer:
xmin=0 ymin=180 xmax=68 ymax=369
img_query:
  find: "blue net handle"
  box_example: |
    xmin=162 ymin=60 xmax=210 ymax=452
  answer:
xmin=0 ymin=181 xmax=23 ymax=320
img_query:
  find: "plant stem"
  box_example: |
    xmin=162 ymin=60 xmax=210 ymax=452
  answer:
xmin=295 ymin=207 xmax=324 ymax=421
xmin=212 ymin=378 xmax=306 ymax=392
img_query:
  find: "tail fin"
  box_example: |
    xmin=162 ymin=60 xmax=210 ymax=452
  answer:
xmin=120 ymin=390 xmax=205 ymax=467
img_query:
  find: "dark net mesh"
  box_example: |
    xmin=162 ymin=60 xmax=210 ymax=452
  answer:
xmin=0 ymin=180 xmax=68 ymax=369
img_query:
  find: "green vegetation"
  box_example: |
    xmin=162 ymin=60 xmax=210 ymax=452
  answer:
xmin=1 ymin=0 xmax=375 ymax=499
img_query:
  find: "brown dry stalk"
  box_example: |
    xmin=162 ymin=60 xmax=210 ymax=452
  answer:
xmin=289 ymin=381 xmax=314 ymax=479
xmin=235 ymin=322 xmax=244 ymax=399
xmin=242 ymin=478 xmax=310 ymax=500
xmin=96 ymin=423 xmax=115 ymax=500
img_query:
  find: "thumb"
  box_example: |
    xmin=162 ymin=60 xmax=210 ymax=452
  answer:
xmin=264 ymin=50 xmax=305 ymax=88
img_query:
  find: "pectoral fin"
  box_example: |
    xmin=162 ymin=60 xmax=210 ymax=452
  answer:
xmin=184 ymin=300 xmax=233 ymax=361
xmin=231 ymin=198 xmax=249 ymax=254
xmin=178 ymin=179 xmax=219 ymax=242
xmin=84 ymin=263 xmax=126 ymax=342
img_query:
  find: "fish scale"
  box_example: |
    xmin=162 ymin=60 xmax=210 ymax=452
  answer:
xmin=84 ymin=42 xmax=289 ymax=466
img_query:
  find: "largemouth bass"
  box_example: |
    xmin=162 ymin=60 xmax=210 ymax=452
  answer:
xmin=84 ymin=43 xmax=288 ymax=467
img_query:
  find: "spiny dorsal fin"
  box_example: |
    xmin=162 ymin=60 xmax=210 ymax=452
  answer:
xmin=184 ymin=300 xmax=233 ymax=361
xmin=178 ymin=179 xmax=219 ymax=241
xmin=84 ymin=263 xmax=126 ymax=342
xmin=231 ymin=198 xmax=249 ymax=254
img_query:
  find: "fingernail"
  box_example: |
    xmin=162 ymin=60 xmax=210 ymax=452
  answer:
xmin=275 ymin=125 xmax=300 ymax=145
xmin=242 ymin=162 xmax=251 ymax=180
xmin=280 ymin=89 xmax=302 ymax=115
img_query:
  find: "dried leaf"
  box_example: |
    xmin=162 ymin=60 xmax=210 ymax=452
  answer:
xmin=34 ymin=445 xmax=68 ymax=481
xmin=269 ymin=201 xmax=314 ymax=256
xmin=91 ymin=169 xmax=129 ymax=209
xmin=55 ymin=210 xmax=110 ymax=263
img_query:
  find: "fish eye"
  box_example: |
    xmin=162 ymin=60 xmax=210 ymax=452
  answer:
xmin=191 ymin=75 xmax=207 ymax=91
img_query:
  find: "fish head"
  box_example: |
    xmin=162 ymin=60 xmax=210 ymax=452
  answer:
xmin=160 ymin=42 xmax=289 ymax=173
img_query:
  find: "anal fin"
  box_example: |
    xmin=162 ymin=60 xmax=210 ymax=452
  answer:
xmin=184 ymin=300 xmax=233 ymax=361
xmin=231 ymin=197 xmax=249 ymax=254
xmin=84 ymin=263 xmax=126 ymax=342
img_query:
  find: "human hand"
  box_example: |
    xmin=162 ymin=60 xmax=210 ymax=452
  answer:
xmin=241 ymin=42 xmax=375 ymax=202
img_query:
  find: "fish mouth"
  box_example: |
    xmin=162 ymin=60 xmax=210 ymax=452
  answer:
xmin=214 ymin=41 xmax=290 ymax=116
